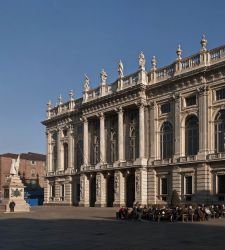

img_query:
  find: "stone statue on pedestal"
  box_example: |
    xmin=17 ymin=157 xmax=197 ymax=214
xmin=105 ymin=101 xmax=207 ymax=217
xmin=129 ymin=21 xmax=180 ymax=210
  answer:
xmin=2 ymin=155 xmax=30 ymax=213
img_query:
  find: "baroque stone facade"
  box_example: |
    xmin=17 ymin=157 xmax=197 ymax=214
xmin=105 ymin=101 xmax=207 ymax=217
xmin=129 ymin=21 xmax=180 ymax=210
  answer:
xmin=42 ymin=36 xmax=225 ymax=207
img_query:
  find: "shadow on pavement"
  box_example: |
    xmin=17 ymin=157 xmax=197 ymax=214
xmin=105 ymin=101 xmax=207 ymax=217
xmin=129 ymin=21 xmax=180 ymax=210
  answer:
xmin=0 ymin=217 xmax=225 ymax=250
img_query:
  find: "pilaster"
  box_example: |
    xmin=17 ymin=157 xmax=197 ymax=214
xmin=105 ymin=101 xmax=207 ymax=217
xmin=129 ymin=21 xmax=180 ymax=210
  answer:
xmin=198 ymin=84 xmax=209 ymax=159
xmin=95 ymin=172 xmax=107 ymax=207
xmin=171 ymin=166 xmax=181 ymax=196
xmin=99 ymin=112 xmax=106 ymax=163
xmin=147 ymin=169 xmax=157 ymax=204
xmin=79 ymin=174 xmax=90 ymax=207
xmin=113 ymin=170 xmax=126 ymax=207
xmin=195 ymin=163 xmax=211 ymax=203
xmin=173 ymin=93 xmax=182 ymax=159
xmin=82 ymin=117 xmax=89 ymax=166
xmin=135 ymin=168 xmax=147 ymax=205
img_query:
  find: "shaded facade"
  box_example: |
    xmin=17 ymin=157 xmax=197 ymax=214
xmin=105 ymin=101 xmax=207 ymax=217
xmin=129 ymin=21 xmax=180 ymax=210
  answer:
xmin=43 ymin=36 xmax=225 ymax=207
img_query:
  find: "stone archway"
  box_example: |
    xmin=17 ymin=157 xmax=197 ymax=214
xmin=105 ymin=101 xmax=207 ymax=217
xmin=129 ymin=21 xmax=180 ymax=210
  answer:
xmin=89 ymin=175 xmax=96 ymax=207
xmin=126 ymin=171 xmax=135 ymax=207
xmin=106 ymin=174 xmax=114 ymax=207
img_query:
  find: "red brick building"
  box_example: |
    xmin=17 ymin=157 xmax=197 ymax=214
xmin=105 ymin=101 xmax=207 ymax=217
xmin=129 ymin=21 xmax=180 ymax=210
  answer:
xmin=0 ymin=152 xmax=46 ymax=200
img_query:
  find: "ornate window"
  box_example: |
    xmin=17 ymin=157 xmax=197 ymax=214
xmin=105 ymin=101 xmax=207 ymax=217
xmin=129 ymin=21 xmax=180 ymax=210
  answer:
xmin=63 ymin=143 xmax=68 ymax=170
xmin=185 ymin=116 xmax=199 ymax=155
xmin=161 ymin=102 xmax=171 ymax=114
xmin=216 ymin=88 xmax=225 ymax=101
xmin=185 ymin=95 xmax=196 ymax=106
xmin=160 ymin=122 xmax=173 ymax=159
xmin=215 ymin=110 xmax=225 ymax=152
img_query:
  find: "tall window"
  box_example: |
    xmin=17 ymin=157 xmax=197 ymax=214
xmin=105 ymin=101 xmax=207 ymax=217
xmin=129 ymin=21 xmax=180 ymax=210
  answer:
xmin=129 ymin=125 xmax=136 ymax=161
xmin=160 ymin=122 xmax=173 ymax=159
xmin=51 ymin=185 xmax=55 ymax=198
xmin=63 ymin=143 xmax=68 ymax=170
xmin=215 ymin=110 xmax=225 ymax=153
xmin=60 ymin=184 xmax=65 ymax=201
xmin=218 ymin=175 xmax=225 ymax=194
xmin=110 ymin=128 xmax=117 ymax=163
xmin=185 ymin=116 xmax=199 ymax=155
xmin=93 ymin=136 xmax=100 ymax=164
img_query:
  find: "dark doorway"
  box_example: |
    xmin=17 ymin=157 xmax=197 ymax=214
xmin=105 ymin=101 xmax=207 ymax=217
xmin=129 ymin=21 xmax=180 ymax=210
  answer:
xmin=126 ymin=173 xmax=135 ymax=207
xmin=89 ymin=176 xmax=96 ymax=207
xmin=107 ymin=175 xmax=114 ymax=207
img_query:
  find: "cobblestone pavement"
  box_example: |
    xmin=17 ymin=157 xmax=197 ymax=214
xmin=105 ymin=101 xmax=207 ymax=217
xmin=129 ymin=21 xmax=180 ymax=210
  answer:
xmin=1 ymin=206 xmax=225 ymax=250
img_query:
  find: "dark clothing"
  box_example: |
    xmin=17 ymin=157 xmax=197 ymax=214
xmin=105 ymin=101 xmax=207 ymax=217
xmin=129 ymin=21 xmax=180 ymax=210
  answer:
xmin=9 ymin=201 xmax=15 ymax=212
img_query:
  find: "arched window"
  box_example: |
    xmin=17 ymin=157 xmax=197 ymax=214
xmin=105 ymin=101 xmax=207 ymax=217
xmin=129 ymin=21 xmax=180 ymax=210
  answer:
xmin=185 ymin=116 xmax=199 ymax=155
xmin=215 ymin=110 xmax=225 ymax=152
xmin=63 ymin=143 xmax=68 ymax=170
xmin=160 ymin=122 xmax=173 ymax=159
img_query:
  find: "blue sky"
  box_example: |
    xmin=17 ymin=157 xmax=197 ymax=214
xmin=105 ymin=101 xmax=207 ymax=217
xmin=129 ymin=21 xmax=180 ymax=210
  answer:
xmin=0 ymin=0 xmax=225 ymax=154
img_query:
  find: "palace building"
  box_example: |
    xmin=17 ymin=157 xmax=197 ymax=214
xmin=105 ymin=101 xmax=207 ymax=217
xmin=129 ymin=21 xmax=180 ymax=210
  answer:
xmin=42 ymin=36 xmax=225 ymax=207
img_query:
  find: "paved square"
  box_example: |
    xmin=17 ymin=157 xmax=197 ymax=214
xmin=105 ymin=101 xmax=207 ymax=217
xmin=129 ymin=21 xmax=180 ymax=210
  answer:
xmin=1 ymin=206 xmax=225 ymax=250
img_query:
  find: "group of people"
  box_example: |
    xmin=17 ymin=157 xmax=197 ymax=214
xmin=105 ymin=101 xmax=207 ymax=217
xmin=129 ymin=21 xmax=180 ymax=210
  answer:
xmin=116 ymin=204 xmax=225 ymax=222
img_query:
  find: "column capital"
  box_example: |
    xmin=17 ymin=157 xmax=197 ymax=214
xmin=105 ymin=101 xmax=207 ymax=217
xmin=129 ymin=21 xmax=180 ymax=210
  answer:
xmin=98 ymin=112 xmax=105 ymax=120
xmin=172 ymin=92 xmax=180 ymax=102
xmin=81 ymin=116 xmax=88 ymax=123
xmin=115 ymin=106 xmax=124 ymax=114
xmin=148 ymin=100 xmax=157 ymax=109
xmin=135 ymin=100 xmax=146 ymax=109
xmin=197 ymin=85 xmax=209 ymax=96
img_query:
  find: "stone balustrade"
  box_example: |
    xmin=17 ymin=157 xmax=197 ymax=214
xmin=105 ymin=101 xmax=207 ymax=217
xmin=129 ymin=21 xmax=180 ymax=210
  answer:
xmin=46 ymin=40 xmax=225 ymax=119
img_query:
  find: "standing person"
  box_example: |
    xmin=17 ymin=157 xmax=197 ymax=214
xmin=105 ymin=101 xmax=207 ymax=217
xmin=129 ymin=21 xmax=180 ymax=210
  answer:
xmin=9 ymin=201 xmax=16 ymax=212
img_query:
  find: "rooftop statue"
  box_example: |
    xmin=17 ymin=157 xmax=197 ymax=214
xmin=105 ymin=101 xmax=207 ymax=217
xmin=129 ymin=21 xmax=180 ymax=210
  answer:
xmin=100 ymin=69 xmax=107 ymax=84
xmin=10 ymin=155 xmax=20 ymax=176
xmin=139 ymin=51 xmax=146 ymax=69
xmin=118 ymin=60 xmax=124 ymax=78
xmin=83 ymin=74 xmax=90 ymax=92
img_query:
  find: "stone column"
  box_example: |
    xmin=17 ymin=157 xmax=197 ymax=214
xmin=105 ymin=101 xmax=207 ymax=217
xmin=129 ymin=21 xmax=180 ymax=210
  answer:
xmin=173 ymin=93 xmax=181 ymax=159
xmin=134 ymin=103 xmax=147 ymax=165
xmin=139 ymin=103 xmax=145 ymax=158
xmin=57 ymin=129 xmax=62 ymax=171
xmin=149 ymin=101 xmax=157 ymax=162
xmin=198 ymin=85 xmax=209 ymax=159
xmin=79 ymin=174 xmax=90 ymax=207
xmin=113 ymin=170 xmax=126 ymax=207
xmin=95 ymin=172 xmax=107 ymax=207
xmin=135 ymin=168 xmax=147 ymax=205
xmin=46 ymin=131 xmax=52 ymax=172
xmin=117 ymin=107 xmax=124 ymax=162
xmin=83 ymin=117 xmax=89 ymax=166
xmin=147 ymin=169 xmax=157 ymax=204
xmin=68 ymin=126 xmax=74 ymax=169
xmin=99 ymin=112 xmax=106 ymax=163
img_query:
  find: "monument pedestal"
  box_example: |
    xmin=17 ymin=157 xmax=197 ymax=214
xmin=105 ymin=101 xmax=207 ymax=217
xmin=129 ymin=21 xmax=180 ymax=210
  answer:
xmin=3 ymin=175 xmax=30 ymax=213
